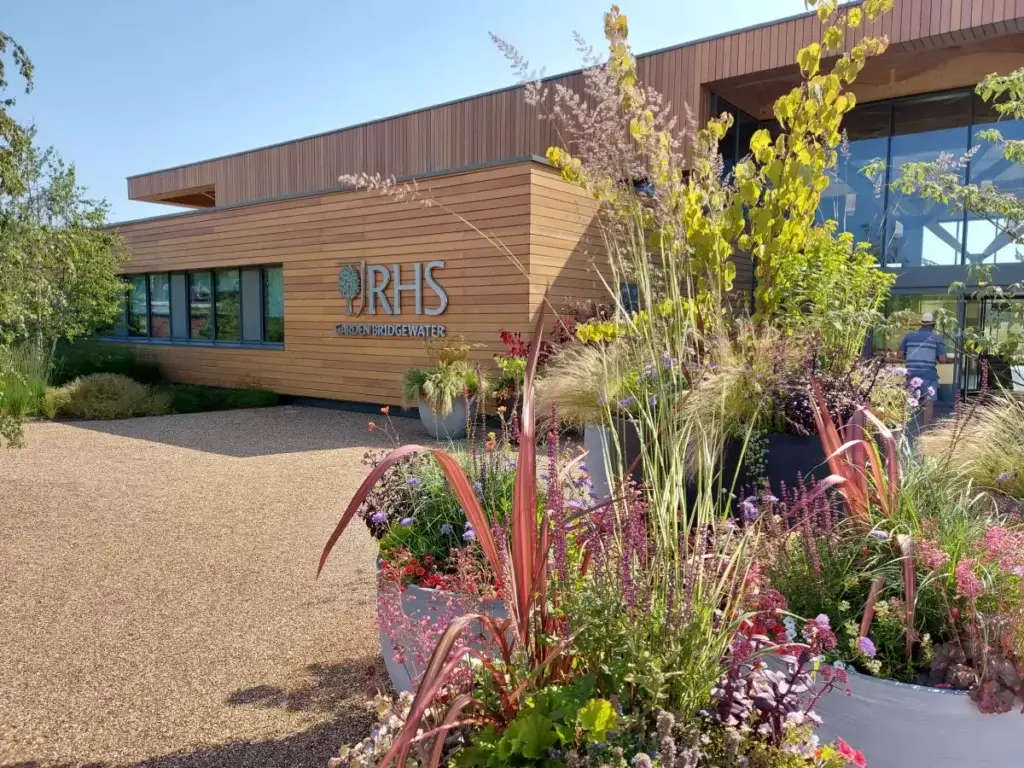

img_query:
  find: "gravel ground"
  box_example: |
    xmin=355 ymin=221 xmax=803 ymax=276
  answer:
xmin=0 ymin=405 xmax=421 ymax=768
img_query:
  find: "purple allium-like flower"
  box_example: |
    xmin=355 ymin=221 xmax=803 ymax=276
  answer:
xmin=648 ymin=395 xmax=657 ymax=407
xmin=909 ymin=376 xmax=924 ymax=390
xmin=370 ymin=512 xmax=387 ymax=524
xmin=400 ymin=517 xmax=414 ymax=527
xmin=891 ymin=366 xmax=908 ymax=377
xmin=907 ymin=396 xmax=919 ymax=408
xmin=999 ymin=471 xmax=1012 ymax=483
xmin=869 ymin=529 xmax=890 ymax=541
xmin=814 ymin=614 xmax=831 ymax=630
xmin=662 ymin=352 xmax=674 ymax=370
xmin=406 ymin=476 xmax=422 ymax=486
xmin=463 ymin=526 xmax=476 ymax=542
xmin=927 ymin=386 xmax=936 ymax=398
xmin=617 ymin=395 xmax=637 ymax=409
xmin=439 ymin=523 xmax=453 ymax=535
xmin=472 ymin=481 xmax=483 ymax=493
xmin=641 ymin=363 xmax=656 ymax=381
xmin=857 ymin=636 xmax=877 ymax=658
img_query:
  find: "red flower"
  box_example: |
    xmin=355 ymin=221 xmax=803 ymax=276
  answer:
xmin=415 ymin=567 xmax=426 ymax=577
xmin=367 ymin=422 xmax=376 ymax=432
xmin=836 ymin=738 xmax=867 ymax=768
xmin=380 ymin=406 xmax=390 ymax=415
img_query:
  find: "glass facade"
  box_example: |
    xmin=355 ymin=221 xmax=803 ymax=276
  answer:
xmin=189 ymin=271 xmax=214 ymax=340
xmin=99 ymin=266 xmax=283 ymax=346
xmin=149 ymin=274 xmax=171 ymax=338
xmin=127 ymin=275 xmax=148 ymax=337
xmin=262 ymin=266 xmax=285 ymax=343
xmin=214 ymin=269 xmax=241 ymax=341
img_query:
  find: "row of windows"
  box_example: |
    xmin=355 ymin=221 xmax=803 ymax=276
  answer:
xmin=718 ymin=89 xmax=1024 ymax=268
xmin=101 ymin=265 xmax=284 ymax=344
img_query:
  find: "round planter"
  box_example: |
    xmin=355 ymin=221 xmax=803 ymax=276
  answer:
xmin=583 ymin=420 xmax=643 ymax=504
xmin=729 ymin=432 xmax=830 ymax=495
xmin=378 ymin=582 xmax=507 ymax=693
xmin=418 ymin=397 xmax=475 ymax=440
xmin=813 ymin=667 xmax=1018 ymax=767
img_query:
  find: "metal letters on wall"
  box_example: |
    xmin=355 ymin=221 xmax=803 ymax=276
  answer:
xmin=336 ymin=260 xmax=448 ymax=317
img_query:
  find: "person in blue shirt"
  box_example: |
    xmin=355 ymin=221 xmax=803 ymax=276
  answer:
xmin=898 ymin=313 xmax=948 ymax=425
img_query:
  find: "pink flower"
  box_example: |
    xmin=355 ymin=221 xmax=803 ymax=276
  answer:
xmin=917 ymin=538 xmax=950 ymax=571
xmin=955 ymin=559 xmax=983 ymax=600
xmin=836 ymin=738 xmax=867 ymax=767
xmin=982 ymin=526 xmax=1024 ymax=573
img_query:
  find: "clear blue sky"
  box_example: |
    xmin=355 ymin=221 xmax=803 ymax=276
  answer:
xmin=6 ymin=0 xmax=802 ymax=222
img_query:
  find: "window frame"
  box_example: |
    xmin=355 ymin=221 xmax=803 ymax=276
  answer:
xmin=98 ymin=265 xmax=285 ymax=349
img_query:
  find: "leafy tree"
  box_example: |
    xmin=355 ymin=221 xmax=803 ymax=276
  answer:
xmin=0 ymin=31 xmax=126 ymax=446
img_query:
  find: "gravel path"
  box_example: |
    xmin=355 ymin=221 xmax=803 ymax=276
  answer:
xmin=0 ymin=405 xmax=418 ymax=768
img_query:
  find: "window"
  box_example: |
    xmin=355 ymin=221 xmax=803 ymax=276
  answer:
xmin=885 ymin=93 xmax=971 ymax=268
xmin=214 ymin=268 xmax=241 ymax=341
xmin=964 ymin=93 xmax=1024 ymax=266
xmin=820 ymin=102 xmax=890 ymax=257
xmin=127 ymin=275 xmax=148 ymax=337
xmin=149 ymin=274 xmax=170 ymax=338
xmin=189 ymin=271 xmax=213 ymax=339
xmin=263 ymin=266 xmax=284 ymax=343
xmin=98 ymin=265 xmax=283 ymax=346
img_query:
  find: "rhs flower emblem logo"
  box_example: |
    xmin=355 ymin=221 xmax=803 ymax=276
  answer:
xmin=337 ymin=261 xmax=364 ymax=316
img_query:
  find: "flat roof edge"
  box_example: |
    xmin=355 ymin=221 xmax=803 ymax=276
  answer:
xmin=112 ymin=154 xmax=552 ymax=228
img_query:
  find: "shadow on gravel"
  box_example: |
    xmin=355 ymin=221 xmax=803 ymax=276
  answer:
xmin=2 ymin=659 xmax=386 ymax=768
xmin=61 ymin=405 xmax=407 ymax=458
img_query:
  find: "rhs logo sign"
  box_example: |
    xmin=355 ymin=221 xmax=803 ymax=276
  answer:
xmin=337 ymin=260 xmax=447 ymax=317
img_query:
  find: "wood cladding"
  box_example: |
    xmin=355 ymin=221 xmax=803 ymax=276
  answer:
xmin=127 ymin=0 xmax=1024 ymax=208
xmin=116 ymin=160 xmax=617 ymax=405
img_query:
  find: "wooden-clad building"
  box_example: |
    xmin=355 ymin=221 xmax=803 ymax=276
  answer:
xmin=111 ymin=1 xmax=1024 ymax=405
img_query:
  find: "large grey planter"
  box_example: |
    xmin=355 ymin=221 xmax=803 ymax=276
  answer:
xmin=583 ymin=420 xmax=642 ymax=504
xmin=813 ymin=667 xmax=1019 ymax=767
xmin=379 ymin=582 xmax=507 ymax=693
xmin=417 ymin=397 xmax=474 ymax=440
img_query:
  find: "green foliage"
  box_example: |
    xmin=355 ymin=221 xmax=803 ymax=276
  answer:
xmin=46 ymin=373 xmax=170 ymax=420
xmin=403 ymin=362 xmax=482 ymax=417
xmin=776 ymin=224 xmax=895 ymax=372
xmin=165 ymin=383 xmax=279 ymax=414
xmin=0 ymin=344 xmax=48 ymax=443
xmin=0 ymin=140 xmax=126 ymax=352
xmin=0 ymin=29 xmax=33 ymax=200
xmin=457 ymin=677 xmax=615 ymax=767
xmin=50 ymin=340 xmax=163 ymax=386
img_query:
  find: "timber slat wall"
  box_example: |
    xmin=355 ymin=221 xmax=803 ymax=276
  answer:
xmin=118 ymin=162 xmax=547 ymax=405
xmin=128 ymin=0 xmax=1024 ymax=207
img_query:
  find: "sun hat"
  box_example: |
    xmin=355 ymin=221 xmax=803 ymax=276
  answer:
xmin=921 ymin=312 xmax=935 ymax=325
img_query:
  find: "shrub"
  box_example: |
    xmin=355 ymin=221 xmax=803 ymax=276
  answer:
xmin=46 ymin=373 xmax=170 ymax=420
xmin=51 ymin=340 xmax=163 ymax=386
xmin=166 ymin=383 xmax=279 ymax=414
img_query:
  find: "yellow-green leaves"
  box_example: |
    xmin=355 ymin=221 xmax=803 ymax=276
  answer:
xmin=823 ymin=24 xmax=844 ymax=51
xmin=847 ymin=7 xmax=863 ymax=27
xmin=864 ymin=0 xmax=894 ymax=21
xmin=798 ymin=43 xmax=822 ymax=77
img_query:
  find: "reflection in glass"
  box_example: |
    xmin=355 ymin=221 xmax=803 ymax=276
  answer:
xmin=885 ymin=93 xmax=971 ymax=268
xmin=262 ymin=266 xmax=284 ymax=343
xmin=874 ymin=294 xmax=957 ymax=403
xmin=215 ymin=269 xmax=241 ymax=341
xmin=189 ymin=271 xmax=213 ymax=340
xmin=149 ymin=274 xmax=170 ymax=338
xmin=964 ymin=298 xmax=1024 ymax=392
xmin=964 ymin=94 xmax=1024 ymax=265
xmin=820 ymin=103 xmax=890 ymax=257
xmin=127 ymin=275 xmax=148 ymax=337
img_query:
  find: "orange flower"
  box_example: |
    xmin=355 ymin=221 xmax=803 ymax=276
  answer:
xmin=485 ymin=438 xmax=496 ymax=452
xmin=368 ymin=422 xmax=377 ymax=432
xmin=381 ymin=406 xmax=390 ymax=415
xmin=496 ymin=405 xmax=507 ymax=414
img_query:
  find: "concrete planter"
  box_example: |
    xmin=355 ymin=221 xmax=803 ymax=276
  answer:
xmin=417 ymin=397 xmax=475 ymax=440
xmin=378 ymin=582 xmax=507 ymax=693
xmin=813 ymin=667 xmax=1019 ymax=767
